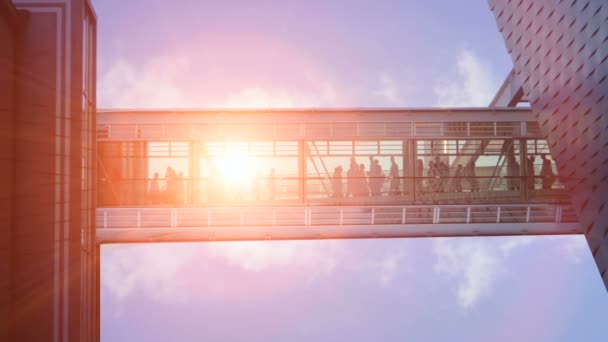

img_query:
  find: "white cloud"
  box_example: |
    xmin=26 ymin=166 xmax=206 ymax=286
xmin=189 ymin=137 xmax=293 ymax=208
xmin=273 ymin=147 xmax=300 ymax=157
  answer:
xmin=548 ymin=235 xmax=590 ymax=264
xmin=98 ymin=58 xmax=195 ymax=108
xmin=102 ymin=240 xmax=414 ymax=310
xmin=102 ymin=241 xmax=345 ymax=306
xmin=499 ymin=236 xmax=535 ymax=255
xmin=432 ymin=235 xmax=589 ymax=309
xmin=102 ymin=243 xmax=198 ymax=303
xmin=98 ymin=56 xmax=340 ymax=109
xmin=433 ymin=49 xmax=500 ymax=107
xmin=222 ymin=87 xmax=297 ymax=108
xmin=432 ymin=239 xmax=500 ymax=308
xmin=205 ymin=241 xmax=342 ymax=279
xmin=375 ymin=251 xmax=404 ymax=288
xmin=373 ymin=72 xmax=407 ymax=106
xmin=97 ymin=45 xmax=342 ymax=109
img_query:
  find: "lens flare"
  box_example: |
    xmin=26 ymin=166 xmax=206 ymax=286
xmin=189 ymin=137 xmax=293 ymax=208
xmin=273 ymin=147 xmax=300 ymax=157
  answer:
xmin=216 ymin=150 xmax=255 ymax=185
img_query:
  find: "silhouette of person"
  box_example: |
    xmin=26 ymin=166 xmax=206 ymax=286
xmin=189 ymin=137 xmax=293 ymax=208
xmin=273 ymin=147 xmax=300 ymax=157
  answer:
xmin=527 ymin=155 xmax=536 ymax=190
xmin=149 ymin=172 xmax=160 ymax=204
xmin=389 ymin=156 xmax=400 ymax=195
xmin=416 ymin=158 xmax=424 ymax=194
xmin=357 ymin=163 xmax=368 ymax=197
xmin=507 ymin=155 xmax=520 ymax=191
xmin=165 ymin=166 xmax=176 ymax=204
xmin=465 ymin=160 xmax=480 ymax=192
xmin=436 ymin=157 xmax=449 ymax=193
xmin=454 ymin=164 xmax=464 ymax=192
xmin=347 ymin=157 xmax=358 ymax=198
xmin=369 ymin=159 xmax=384 ymax=196
xmin=428 ymin=160 xmax=437 ymax=192
xmin=369 ymin=159 xmax=379 ymax=196
xmin=332 ymin=166 xmax=343 ymax=198
xmin=540 ymin=154 xmax=555 ymax=190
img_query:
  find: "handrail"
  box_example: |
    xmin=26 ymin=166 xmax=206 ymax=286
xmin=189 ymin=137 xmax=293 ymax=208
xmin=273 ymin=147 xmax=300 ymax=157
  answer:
xmin=96 ymin=203 xmax=577 ymax=229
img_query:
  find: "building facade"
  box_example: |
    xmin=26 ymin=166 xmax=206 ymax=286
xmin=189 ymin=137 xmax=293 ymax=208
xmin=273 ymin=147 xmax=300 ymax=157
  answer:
xmin=489 ymin=0 xmax=608 ymax=289
xmin=0 ymin=0 xmax=98 ymax=341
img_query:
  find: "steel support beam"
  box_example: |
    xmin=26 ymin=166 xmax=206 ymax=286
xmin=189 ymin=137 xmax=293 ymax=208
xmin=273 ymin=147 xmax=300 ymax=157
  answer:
xmin=97 ymin=222 xmax=581 ymax=244
xmin=489 ymin=69 xmax=526 ymax=107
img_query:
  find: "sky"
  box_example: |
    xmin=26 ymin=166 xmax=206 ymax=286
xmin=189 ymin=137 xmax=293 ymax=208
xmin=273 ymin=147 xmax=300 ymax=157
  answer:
xmin=95 ymin=0 xmax=608 ymax=341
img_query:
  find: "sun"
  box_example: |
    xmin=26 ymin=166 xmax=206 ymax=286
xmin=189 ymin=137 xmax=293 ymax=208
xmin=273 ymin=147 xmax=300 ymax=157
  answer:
xmin=216 ymin=149 xmax=255 ymax=185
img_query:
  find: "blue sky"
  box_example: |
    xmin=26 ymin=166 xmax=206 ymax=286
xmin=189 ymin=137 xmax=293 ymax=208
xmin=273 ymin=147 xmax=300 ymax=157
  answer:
xmin=96 ymin=0 xmax=608 ymax=341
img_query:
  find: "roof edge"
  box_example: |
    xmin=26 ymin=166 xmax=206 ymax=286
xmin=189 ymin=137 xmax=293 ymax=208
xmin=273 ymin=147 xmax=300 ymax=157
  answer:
xmin=97 ymin=106 xmax=531 ymax=113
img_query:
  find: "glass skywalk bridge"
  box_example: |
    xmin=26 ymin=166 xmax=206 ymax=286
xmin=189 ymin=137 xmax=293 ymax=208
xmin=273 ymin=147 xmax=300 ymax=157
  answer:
xmin=96 ymin=107 xmax=579 ymax=242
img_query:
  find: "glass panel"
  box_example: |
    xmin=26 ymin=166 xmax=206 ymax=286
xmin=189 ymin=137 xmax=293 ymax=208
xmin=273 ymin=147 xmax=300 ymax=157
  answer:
xmin=275 ymin=141 xmax=298 ymax=155
xmin=379 ymin=141 xmax=402 ymax=155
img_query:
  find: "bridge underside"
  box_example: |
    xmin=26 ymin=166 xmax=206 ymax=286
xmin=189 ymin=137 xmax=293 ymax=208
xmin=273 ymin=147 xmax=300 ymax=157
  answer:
xmin=96 ymin=204 xmax=580 ymax=243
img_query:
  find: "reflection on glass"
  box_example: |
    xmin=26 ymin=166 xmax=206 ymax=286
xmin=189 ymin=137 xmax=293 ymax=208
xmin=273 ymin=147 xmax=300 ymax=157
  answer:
xmin=96 ymin=138 xmax=568 ymax=206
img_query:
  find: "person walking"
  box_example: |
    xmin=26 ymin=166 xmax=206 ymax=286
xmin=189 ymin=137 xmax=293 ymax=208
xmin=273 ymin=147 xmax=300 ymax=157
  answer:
xmin=436 ymin=157 xmax=449 ymax=193
xmin=389 ymin=156 xmax=400 ymax=196
xmin=332 ymin=166 xmax=343 ymax=198
xmin=370 ymin=159 xmax=384 ymax=196
xmin=357 ymin=163 xmax=368 ymax=197
xmin=527 ymin=155 xmax=536 ymax=190
xmin=149 ymin=172 xmax=160 ymax=204
xmin=507 ymin=155 xmax=520 ymax=191
xmin=465 ymin=160 xmax=480 ymax=192
xmin=428 ymin=160 xmax=437 ymax=192
xmin=416 ymin=159 xmax=424 ymax=194
xmin=347 ymin=157 xmax=358 ymax=197
xmin=454 ymin=164 xmax=464 ymax=192
xmin=540 ymin=154 xmax=555 ymax=190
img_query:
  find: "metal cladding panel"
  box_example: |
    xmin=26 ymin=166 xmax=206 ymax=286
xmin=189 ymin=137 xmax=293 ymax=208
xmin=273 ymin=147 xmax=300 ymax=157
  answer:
xmin=489 ymin=0 xmax=608 ymax=289
xmin=7 ymin=1 xmax=99 ymax=341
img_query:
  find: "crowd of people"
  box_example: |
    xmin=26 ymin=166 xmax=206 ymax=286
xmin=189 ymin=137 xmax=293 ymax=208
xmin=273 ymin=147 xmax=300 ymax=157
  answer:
xmin=331 ymin=153 xmax=557 ymax=198
xmin=528 ymin=154 xmax=555 ymax=190
xmin=332 ymin=156 xmax=399 ymax=198
xmin=145 ymin=154 xmax=558 ymax=204
xmin=147 ymin=166 xmax=279 ymax=204
xmin=332 ymin=155 xmax=484 ymax=198
xmin=147 ymin=166 xmax=186 ymax=204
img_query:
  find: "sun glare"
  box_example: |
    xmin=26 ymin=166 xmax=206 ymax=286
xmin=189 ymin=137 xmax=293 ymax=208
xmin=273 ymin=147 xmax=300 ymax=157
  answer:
xmin=216 ymin=150 xmax=255 ymax=185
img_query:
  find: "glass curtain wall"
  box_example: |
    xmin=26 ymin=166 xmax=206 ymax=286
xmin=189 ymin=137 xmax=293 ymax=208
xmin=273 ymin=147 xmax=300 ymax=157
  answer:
xmin=96 ymin=138 xmax=566 ymax=206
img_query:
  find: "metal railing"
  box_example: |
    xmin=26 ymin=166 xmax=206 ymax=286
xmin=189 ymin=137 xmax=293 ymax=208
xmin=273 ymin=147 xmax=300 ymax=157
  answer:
xmin=96 ymin=203 xmax=577 ymax=229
